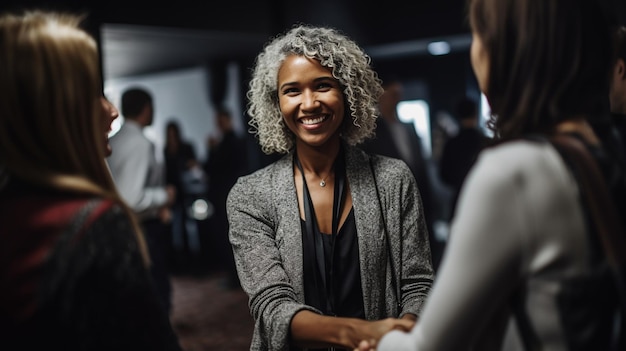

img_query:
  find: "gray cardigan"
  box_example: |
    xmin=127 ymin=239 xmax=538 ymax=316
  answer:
xmin=226 ymin=145 xmax=433 ymax=351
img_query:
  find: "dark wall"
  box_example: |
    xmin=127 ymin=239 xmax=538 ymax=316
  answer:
xmin=373 ymin=51 xmax=478 ymax=123
xmin=1 ymin=0 xmax=469 ymax=44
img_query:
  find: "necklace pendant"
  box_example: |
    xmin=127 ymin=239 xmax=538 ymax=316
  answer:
xmin=320 ymin=180 xmax=326 ymax=187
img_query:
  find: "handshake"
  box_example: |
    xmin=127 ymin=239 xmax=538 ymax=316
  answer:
xmin=351 ymin=317 xmax=413 ymax=351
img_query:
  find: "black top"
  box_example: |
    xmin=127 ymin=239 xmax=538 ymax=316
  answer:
xmin=302 ymin=208 xmax=365 ymax=319
xmin=295 ymin=147 xmax=365 ymax=351
xmin=164 ymin=140 xmax=197 ymax=205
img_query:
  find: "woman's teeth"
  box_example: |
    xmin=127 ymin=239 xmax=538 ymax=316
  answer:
xmin=301 ymin=116 xmax=326 ymax=125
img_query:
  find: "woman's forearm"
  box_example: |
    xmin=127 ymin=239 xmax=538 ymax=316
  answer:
xmin=290 ymin=310 xmax=415 ymax=349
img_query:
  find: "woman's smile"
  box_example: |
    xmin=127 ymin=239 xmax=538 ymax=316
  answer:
xmin=278 ymin=55 xmax=345 ymax=147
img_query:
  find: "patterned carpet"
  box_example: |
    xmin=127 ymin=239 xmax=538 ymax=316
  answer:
xmin=170 ymin=271 xmax=254 ymax=351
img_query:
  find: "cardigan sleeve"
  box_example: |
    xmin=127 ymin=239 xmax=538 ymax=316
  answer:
xmin=371 ymin=156 xmax=434 ymax=318
xmin=227 ymin=174 xmax=319 ymax=351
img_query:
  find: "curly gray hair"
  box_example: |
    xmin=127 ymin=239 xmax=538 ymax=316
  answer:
xmin=246 ymin=24 xmax=383 ymax=154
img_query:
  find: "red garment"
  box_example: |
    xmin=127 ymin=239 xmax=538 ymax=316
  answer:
xmin=0 ymin=186 xmax=183 ymax=351
xmin=1 ymin=196 xmax=112 ymax=321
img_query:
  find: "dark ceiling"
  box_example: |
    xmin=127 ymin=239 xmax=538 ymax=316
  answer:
xmin=2 ymin=0 xmax=625 ymax=81
xmin=2 ymin=0 xmax=473 ymax=80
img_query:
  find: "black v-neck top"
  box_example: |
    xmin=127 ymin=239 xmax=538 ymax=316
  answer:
xmin=300 ymin=208 xmax=365 ymax=319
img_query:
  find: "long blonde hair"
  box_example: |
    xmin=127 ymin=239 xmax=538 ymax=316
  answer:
xmin=0 ymin=10 xmax=150 ymax=264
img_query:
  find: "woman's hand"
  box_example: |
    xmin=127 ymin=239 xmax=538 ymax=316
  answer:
xmin=350 ymin=317 xmax=414 ymax=349
xmin=291 ymin=311 xmax=415 ymax=350
xmin=354 ymin=339 xmax=376 ymax=351
xmin=352 ymin=316 xmax=415 ymax=351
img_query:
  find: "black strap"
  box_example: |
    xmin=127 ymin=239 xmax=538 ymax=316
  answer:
xmin=549 ymin=134 xmax=626 ymax=349
xmin=550 ymin=134 xmax=626 ymax=269
xmin=513 ymin=289 xmax=541 ymax=351
xmin=368 ymin=155 xmax=401 ymax=314
xmin=514 ymin=134 xmax=626 ymax=350
xmin=295 ymin=152 xmax=346 ymax=315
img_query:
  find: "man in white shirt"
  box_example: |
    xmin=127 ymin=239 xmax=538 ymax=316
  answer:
xmin=107 ymin=87 xmax=176 ymax=314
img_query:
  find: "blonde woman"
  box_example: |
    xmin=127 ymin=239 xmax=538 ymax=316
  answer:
xmin=0 ymin=10 xmax=182 ymax=350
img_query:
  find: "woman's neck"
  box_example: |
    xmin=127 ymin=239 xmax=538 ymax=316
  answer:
xmin=295 ymin=141 xmax=341 ymax=176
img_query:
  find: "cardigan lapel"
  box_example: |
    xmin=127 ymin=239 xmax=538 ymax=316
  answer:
xmin=272 ymin=153 xmax=307 ymax=301
xmin=270 ymin=147 xmax=391 ymax=313
xmin=345 ymin=146 xmax=389 ymax=319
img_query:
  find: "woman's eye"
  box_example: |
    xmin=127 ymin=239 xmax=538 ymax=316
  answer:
xmin=316 ymin=82 xmax=333 ymax=90
xmin=282 ymin=87 xmax=299 ymax=95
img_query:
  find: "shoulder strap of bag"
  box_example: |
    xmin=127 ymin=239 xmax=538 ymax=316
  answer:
xmin=513 ymin=134 xmax=626 ymax=350
xmin=550 ymin=133 xmax=626 ymax=350
xmin=550 ymin=134 xmax=626 ymax=271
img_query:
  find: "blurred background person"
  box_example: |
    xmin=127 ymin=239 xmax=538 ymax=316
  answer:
xmin=107 ymin=87 xmax=176 ymax=315
xmin=590 ymin=24 xmax=626 ymax=218
xmin=164 ymin=119 xmax=206 ymax=273
xmin=360 ymin=77 xmax=441 ymax=271
xmin=605 ymin=24 xmax=626 ymax=236
xmin=0 ymin=10 xmax=182 ymax=350
xmin=204 ymin=106 xmax=248 ymax=288
xmin=610 ymin=25 xmax=626 ymax=159
xmin=438 ymin=96 xmax=488 ymax=222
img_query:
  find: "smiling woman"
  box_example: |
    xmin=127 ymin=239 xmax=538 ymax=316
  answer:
xmin=277 ymin=55 xmax=346 ymax=152
xmin=227 ymin=24 xmax=434 ymax=351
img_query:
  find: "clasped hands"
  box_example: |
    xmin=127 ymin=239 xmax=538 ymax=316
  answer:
xmin=352 ymin=315 xmax=415 ymax=351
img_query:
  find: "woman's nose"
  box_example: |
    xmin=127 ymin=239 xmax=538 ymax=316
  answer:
xmin=301 ymin=90 xmax=320 ymax=110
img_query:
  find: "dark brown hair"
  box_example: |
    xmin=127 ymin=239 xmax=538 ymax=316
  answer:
xmin=469 ymin=0 xmax=613 ymax=139
xmin=121 ymin=87 xmax=152 ymax=119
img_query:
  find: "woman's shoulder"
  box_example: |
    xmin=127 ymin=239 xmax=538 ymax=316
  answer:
xmin=228 ymin=153 xmax=292 ymax=200
xmin=350 ymin=144 xmax=406 ymax=167
xmin=51 ymin=197 xmax=132 ymax=245
xmin=236 ymin=154 xmax=290 ymax=182
xmin=472 ymin=138 xmax=570 ymax=186
xmin=364 ymin=150 xmax=415 ymax=178
xmin=5 ymin=193 xmax=117 ymax=229
xmin=486 ymin=137 xmax=557 ymax=160
xmin=60 ymin=198 xmax=143 ymax=271
xmin=350 ymin=146 xmax=417 ymax=195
